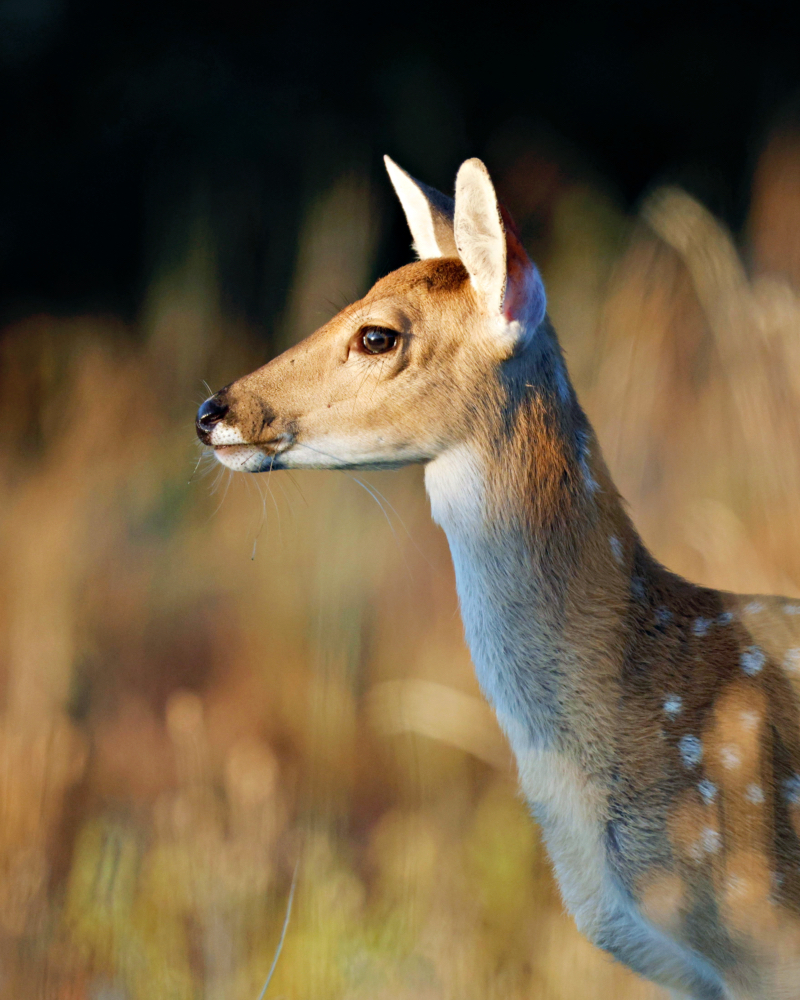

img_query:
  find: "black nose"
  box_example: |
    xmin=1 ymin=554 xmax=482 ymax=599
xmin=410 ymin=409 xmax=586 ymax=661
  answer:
xmin=196 ymin=394 xmax=229 ymax=441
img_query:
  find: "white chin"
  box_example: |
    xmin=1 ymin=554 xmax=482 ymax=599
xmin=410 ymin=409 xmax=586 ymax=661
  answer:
xmin=213 ymin=445 xmax=270 ymax=472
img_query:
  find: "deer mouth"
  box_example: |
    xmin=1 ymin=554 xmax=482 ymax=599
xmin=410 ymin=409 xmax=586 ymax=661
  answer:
xmin=212 ymin=434 xmax=293 ymax=473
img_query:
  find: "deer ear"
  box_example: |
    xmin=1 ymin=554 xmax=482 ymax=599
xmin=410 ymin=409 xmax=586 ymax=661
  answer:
xmin=384 ymin=156 xmax=458 ymax=259
xmin=454 ymin=158 xmax=546 ymax=340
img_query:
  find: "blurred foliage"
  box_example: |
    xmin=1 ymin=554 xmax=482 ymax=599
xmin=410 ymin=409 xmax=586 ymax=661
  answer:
xmin=2 ymin=99 xmax=800 ymax=999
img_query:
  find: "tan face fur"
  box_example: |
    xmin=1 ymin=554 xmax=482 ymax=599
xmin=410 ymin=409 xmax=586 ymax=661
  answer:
xmin=202 ymin=258 xmax=509 ymax=473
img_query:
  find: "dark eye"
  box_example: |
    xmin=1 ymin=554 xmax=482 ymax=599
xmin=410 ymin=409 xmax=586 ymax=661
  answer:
xmin=360 ymin=326 xmax=398 ymax=355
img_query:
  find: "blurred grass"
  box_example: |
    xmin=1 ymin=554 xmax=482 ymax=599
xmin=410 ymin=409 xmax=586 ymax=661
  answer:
xmin=1 ymin=131 xmax=800 ymax=999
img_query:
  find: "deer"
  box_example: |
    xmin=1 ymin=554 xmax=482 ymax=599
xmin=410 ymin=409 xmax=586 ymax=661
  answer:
xmin=196 ymin=156 xmax=800 ymax=999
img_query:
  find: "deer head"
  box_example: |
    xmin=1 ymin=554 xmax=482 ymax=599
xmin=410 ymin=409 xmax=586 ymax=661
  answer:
xmin=195 ymin=158 xmax=548 ymax=475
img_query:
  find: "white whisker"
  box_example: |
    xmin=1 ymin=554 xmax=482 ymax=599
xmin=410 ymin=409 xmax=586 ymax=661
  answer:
xmin=264 ymin=457 xmax=283 ymax=543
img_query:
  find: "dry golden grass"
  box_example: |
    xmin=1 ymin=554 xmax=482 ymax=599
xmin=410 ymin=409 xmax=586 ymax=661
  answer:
xmin=1 ymin=133 xmax=799 ymax=998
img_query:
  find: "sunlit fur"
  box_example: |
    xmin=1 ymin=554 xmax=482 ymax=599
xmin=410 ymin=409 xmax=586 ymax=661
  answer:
xmin=199 ymin=159 xmax=800 ymax=999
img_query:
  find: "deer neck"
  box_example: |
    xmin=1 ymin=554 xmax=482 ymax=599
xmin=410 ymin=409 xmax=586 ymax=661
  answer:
xmin=424 ymin=343 xmax=635 ymax=773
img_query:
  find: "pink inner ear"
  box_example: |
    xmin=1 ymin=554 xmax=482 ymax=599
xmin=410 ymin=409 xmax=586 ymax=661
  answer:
xmin=500 ymin=205 xmax=545 ymax=325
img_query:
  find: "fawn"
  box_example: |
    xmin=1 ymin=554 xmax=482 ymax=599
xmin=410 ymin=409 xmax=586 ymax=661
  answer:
xmin=196 ymin=157 xmax=800 ymax=998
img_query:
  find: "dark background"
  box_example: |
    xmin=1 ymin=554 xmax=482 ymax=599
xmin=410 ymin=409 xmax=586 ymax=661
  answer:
xmin=2 ymin=0 xmax=799 ymax=327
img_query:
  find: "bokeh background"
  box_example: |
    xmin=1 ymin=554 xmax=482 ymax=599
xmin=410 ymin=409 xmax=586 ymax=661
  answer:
xmin=2 ymin=2 xmax=800 ymax=997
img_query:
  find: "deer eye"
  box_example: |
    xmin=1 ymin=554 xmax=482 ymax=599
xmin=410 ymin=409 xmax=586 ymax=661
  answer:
xmin=360 ymin=327 xmax=398 ymax=355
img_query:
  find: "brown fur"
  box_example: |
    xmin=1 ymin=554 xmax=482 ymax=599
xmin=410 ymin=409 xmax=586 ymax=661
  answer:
xmin=468 ymin=364 xmax=800 ymax=992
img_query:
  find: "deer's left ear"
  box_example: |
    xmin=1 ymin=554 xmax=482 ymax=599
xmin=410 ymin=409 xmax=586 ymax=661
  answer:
xmin=384 ymin=156 xmax=458 ymax=259
xmin=454 ymin=158 xmax=546 ymax=346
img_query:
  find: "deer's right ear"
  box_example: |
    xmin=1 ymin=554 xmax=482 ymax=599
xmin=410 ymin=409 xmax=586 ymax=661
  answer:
xmin=384 ymin=156 xmax=458 ymax=259
xmin=454 ymin=158 xmax=546 ymax=343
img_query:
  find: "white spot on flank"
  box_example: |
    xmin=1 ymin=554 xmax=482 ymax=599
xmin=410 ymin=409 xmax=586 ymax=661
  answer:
xmin=655 ymin=606 xmax=672 ymax=626
xmin=679 ymin=735 xmax=703 ymax=768
xmin=693 ymin=617 xmax=710 ymax=636
xmin=745 ymin=784 xmax=765 ymax=805
xmin=663 ymin=696 xmax=682 ymax=718
xmin=717 ymin=610 xmax=735 ymax=625
xmin=719 ymin=745 xmax=742 ymax=770
xmin=744 ymin=600 xmax=764 ymax=615
xmin=739 ymin=709 xmax=760 ymax=731
xmin=698 ymin=779 xmax=717 ymax=804
xmin=784 ymin=648 xmax=800 ymax=674
xmin=689 ymin=825 xmax=721 ymax=861
xmin=700 ymin=827 xmax=721 ymax=854
xmin=609 ymin=535 xmax=623 ymax=565
xmin=783 ymin=603 xmax=800 ymax=615
xmin=630 ymin=576 xmax=646 ymax=600
xmin=741 ymin=646 xmax=765 ymax=675
xmin=783 ymin=774 xmax=800 ymax=805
